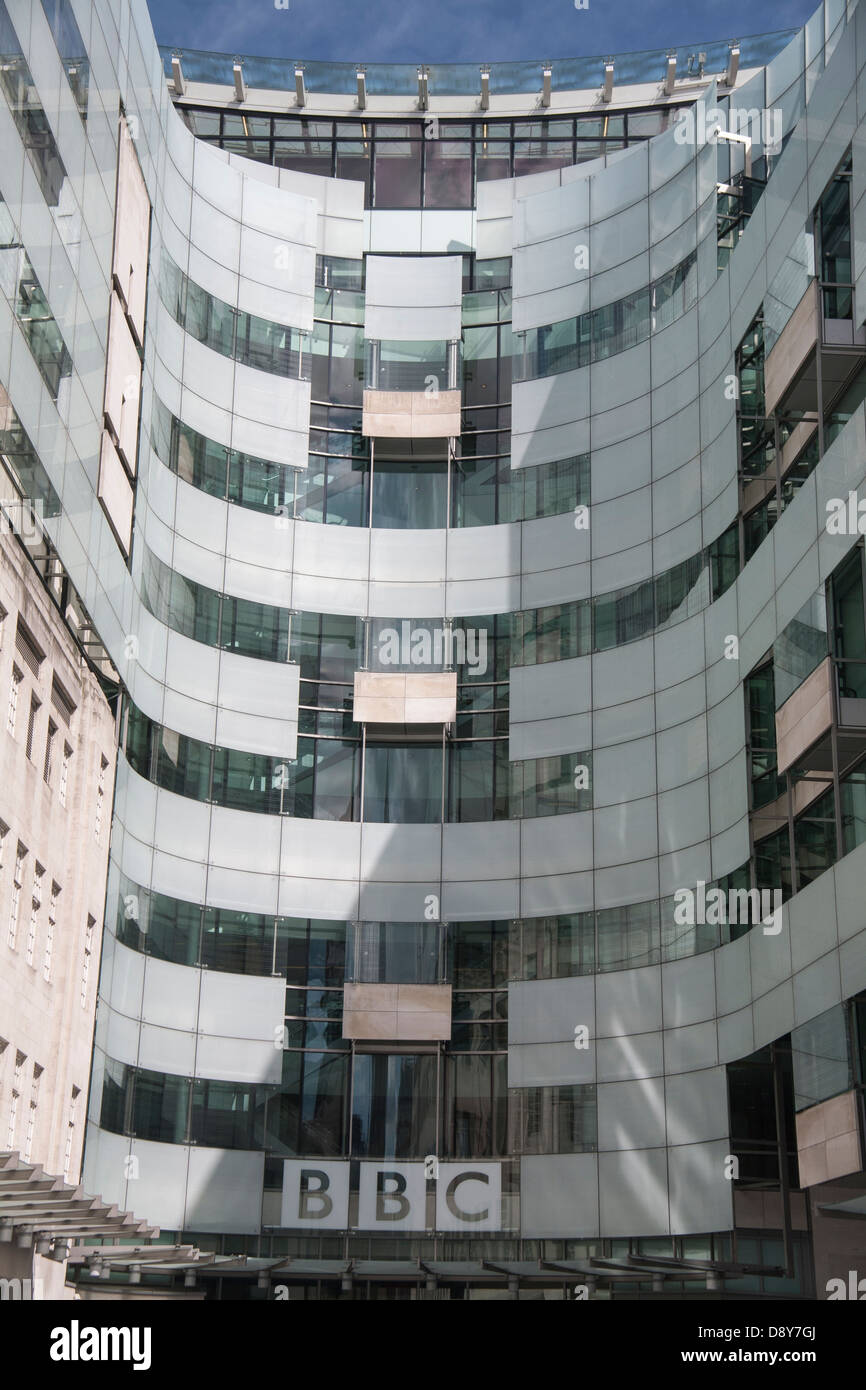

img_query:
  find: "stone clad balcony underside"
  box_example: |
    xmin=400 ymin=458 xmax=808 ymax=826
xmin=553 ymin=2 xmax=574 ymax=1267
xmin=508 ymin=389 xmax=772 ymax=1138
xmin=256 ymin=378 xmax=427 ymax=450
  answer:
xmin=775 ymin=656 xmax=866 ymax=776
xmin=353 ymin=670 xmax=457 ymax=724
xmin=765 ymin=283 xmax=866 ymax=420
xmin=775 ymin=656 xmax=835 ymax=774
xmin=795 ymin=1091 xmax=863 ymax=1187
xmin=342 ymin=983 xmax=452 ymax=1040
xmin=362 ymin=389 xmax=462 ymax=437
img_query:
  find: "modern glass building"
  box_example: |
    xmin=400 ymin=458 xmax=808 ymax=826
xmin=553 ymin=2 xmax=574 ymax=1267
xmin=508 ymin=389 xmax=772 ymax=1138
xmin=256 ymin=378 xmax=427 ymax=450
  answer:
xmin=1 ymin=0 xmax=866 ymax=1300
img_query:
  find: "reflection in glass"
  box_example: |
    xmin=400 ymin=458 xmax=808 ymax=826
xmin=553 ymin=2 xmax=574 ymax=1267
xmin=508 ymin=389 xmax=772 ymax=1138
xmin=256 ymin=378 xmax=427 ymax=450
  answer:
xmin=351 ymin=1053 xmax=437 ymax=1157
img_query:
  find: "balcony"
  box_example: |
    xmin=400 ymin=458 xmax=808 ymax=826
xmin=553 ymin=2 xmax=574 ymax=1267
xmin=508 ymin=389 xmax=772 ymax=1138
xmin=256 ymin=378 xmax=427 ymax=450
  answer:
xmin=765 ymin=282 xmax=865 ymax=423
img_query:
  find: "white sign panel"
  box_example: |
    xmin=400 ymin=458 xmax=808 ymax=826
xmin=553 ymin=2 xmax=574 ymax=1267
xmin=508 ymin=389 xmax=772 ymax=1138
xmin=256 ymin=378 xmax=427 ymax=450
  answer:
xmin=280 ymin=1160 xmax=503 ymax=1231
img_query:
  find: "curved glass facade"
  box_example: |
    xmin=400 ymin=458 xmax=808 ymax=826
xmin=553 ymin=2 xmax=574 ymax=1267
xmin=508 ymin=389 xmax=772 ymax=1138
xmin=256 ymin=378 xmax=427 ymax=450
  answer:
xmin=158 ymin=248 xmax=311 ymax=379
xmin=3 ymin=0 xmax=865 ymax=1305
xmin=513 ymin=251 xmax=697 ymax=382
xmin=139 ymin=529 xmax=738 ymax=668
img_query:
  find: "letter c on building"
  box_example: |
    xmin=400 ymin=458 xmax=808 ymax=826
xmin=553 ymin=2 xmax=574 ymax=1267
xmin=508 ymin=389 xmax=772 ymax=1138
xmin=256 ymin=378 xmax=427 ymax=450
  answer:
xmin=445 ymin=1170 xmax=489 ymax=1223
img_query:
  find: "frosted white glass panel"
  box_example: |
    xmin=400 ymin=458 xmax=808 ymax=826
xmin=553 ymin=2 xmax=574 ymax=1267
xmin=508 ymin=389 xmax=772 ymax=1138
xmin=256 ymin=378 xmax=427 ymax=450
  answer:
xmin=364 ymin=254 xmax=462 ymax=341
xmin=104 ymin=292 xmax=141 ymax=470
xmin=113 ymin=119 xmax=151 ymax=342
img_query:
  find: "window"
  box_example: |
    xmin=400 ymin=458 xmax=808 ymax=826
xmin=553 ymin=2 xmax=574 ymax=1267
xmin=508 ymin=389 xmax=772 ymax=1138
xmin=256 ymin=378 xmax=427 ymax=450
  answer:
xmin=26 ymin=864 xmax=43 ymax=966
xmin=50 ymin=674 xmax=76 ymax=726
xmin=7 ymin=665 xmax=21 ymax=736
xmin=791 ymin=1005 xmax=852 ymax=1110
xmin=80 ymin=915 xmax=94 ymax=1007
xmin=43 ymin=718 xmax=56 ymax=784
xmin=0 ymin=820 xmax=6 ymax=875
xmin=25 ymin=693 xmax=40 ymax=760
xmin=40 ymin=0 xmax=89 ymax=120
xmin=510 ymin=1083 xmax=597 ymax=1154
xmin=0 ymin=2 xmax=68 ymax=205
xmin=8 ymin=843 xmax=25 ymax=948
xmin=14 ymin=618 xmax=44 ymax=677
xmin=43 ymin=883 xmax=58 ymax=981
xmin=347 ymin=921 xmax=445 ymax=984
xmin=7 ymin=1050 xmax=25 ymax=1150
xmin=63 ymin=1086 xmax=80 ymax=1180
xmin=818 ymin=151 xmax=853 ymax=319
xmin=59 ymin=742 xmax=71 ymax=807
xmin=95 ymin=755 xmax=108 ymax=841
xmin=350 ymin=1052 xmax=436 ymax=1157
xmin=23 ymin=1064 xmax=42 ymax=1162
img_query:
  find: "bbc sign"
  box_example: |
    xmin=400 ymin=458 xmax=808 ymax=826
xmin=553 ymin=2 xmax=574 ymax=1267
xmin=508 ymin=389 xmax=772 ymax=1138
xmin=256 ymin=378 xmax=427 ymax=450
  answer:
xmin=281 ymin=1160 xmax=501 ymax=1231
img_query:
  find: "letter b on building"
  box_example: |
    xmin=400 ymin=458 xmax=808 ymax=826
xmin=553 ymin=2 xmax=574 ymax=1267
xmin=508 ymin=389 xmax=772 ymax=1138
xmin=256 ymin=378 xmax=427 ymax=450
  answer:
xmin=282 ymin=1160 xmax=349 ymax=1228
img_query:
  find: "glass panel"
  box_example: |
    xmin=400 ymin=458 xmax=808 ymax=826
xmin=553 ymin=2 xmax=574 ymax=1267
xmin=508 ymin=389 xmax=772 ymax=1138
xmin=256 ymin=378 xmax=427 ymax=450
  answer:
xmin=754 ymin=825 xmax=793 ymax=901
xmin=351 ymin=1053 xmax=437 ymax=1157
xmin=513 ymin=140 xmax=574 ymax=176
xmin=132 ymin=1069 xmax=190 ymax=1144
xmin=266 ymin=1050 xmax=348 ymax=1156
xmin=370 ymin=450 xmax=448 ymax=528
xmin=373 ymin=141 xmax=422 ymax=207
xmin=372 ymin=338 xmax=450 ymax=393
xmin=272 ymin=138 xmax=333 ymax=178
xmin=591 ymin=288 xmax=651 ymax=360
xmin=833 ymin=550 xmax=866 ymax=697
xmin=448 ymin=739 xmax=508 ymax=822
xmin=593 ymin=580 xmax=655 ymax=648
xmin=40 ymin=0 xmax=89 ymax=118
xmin=291 ymin=612 xmax=359 ymax=682
xmin=228 ymin=450 xmax=294 ymax=515
xmin=447 ymin=1054 xmax=507 ymax=1158
xmin=143 ymin=892 xmax=201 ymax=967
xmin=791 ymin=1005 xmax=852 ymax=1110
xmin=297 ymin=453 xmax=369 ymax=526
xmin=520 ymin=752 xmax=591 ymax=817
xmin=201 ymin=908 xmax=273 ymax=974
xmin=278 ymin=918 xmax=347 ymax=987
xmin=364 ymin=743 xmax=443 ymax=823
xmin=290 ymin=737 xmax=359 ymax=821
xmin=841 ymin=760 xmax=866 ymax=854
xmin=450 ymin=921 xmax=510 ymax=988
xmin=596 ymin=900 xmax=660 ymax=970
xmin=348 ymin=921 xmax=444 ymax=983
xmin=155 ymin=728 xmax=212 ymax=801
xmin=220 ymin=595 xmax=289 ymax=661
xmin=794 ymin=786 xmax=836 ymax=888
xmin=521 ymin=913 xmax=595 ymax=978
xmin=474 ymin=142 xmax=511 ymax=182
xmin=424 ymin=138 xmax=472 ymax=207
xmin=327 ymin=322 xmax=364 ymax=404
xmin=773 ymin=592 xmax=827 ymax=707
xmin=0 ymin=2 xmax=67 ymax=205
xmin=99 ymin=1060 xmax=130 ymax=1134
xmin=212 ymin=747 xmax=282 ymax=815
xmin=334 ymin=142 xmax=371 ymax=201
xmin=191 ymin=1078 xmax=265 ymax=1149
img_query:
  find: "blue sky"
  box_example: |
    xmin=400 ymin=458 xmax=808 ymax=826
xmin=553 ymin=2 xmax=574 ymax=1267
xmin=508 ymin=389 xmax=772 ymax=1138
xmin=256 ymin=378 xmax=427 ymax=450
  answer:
xmin=144 ymin=0 xmax=820 ymax=66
